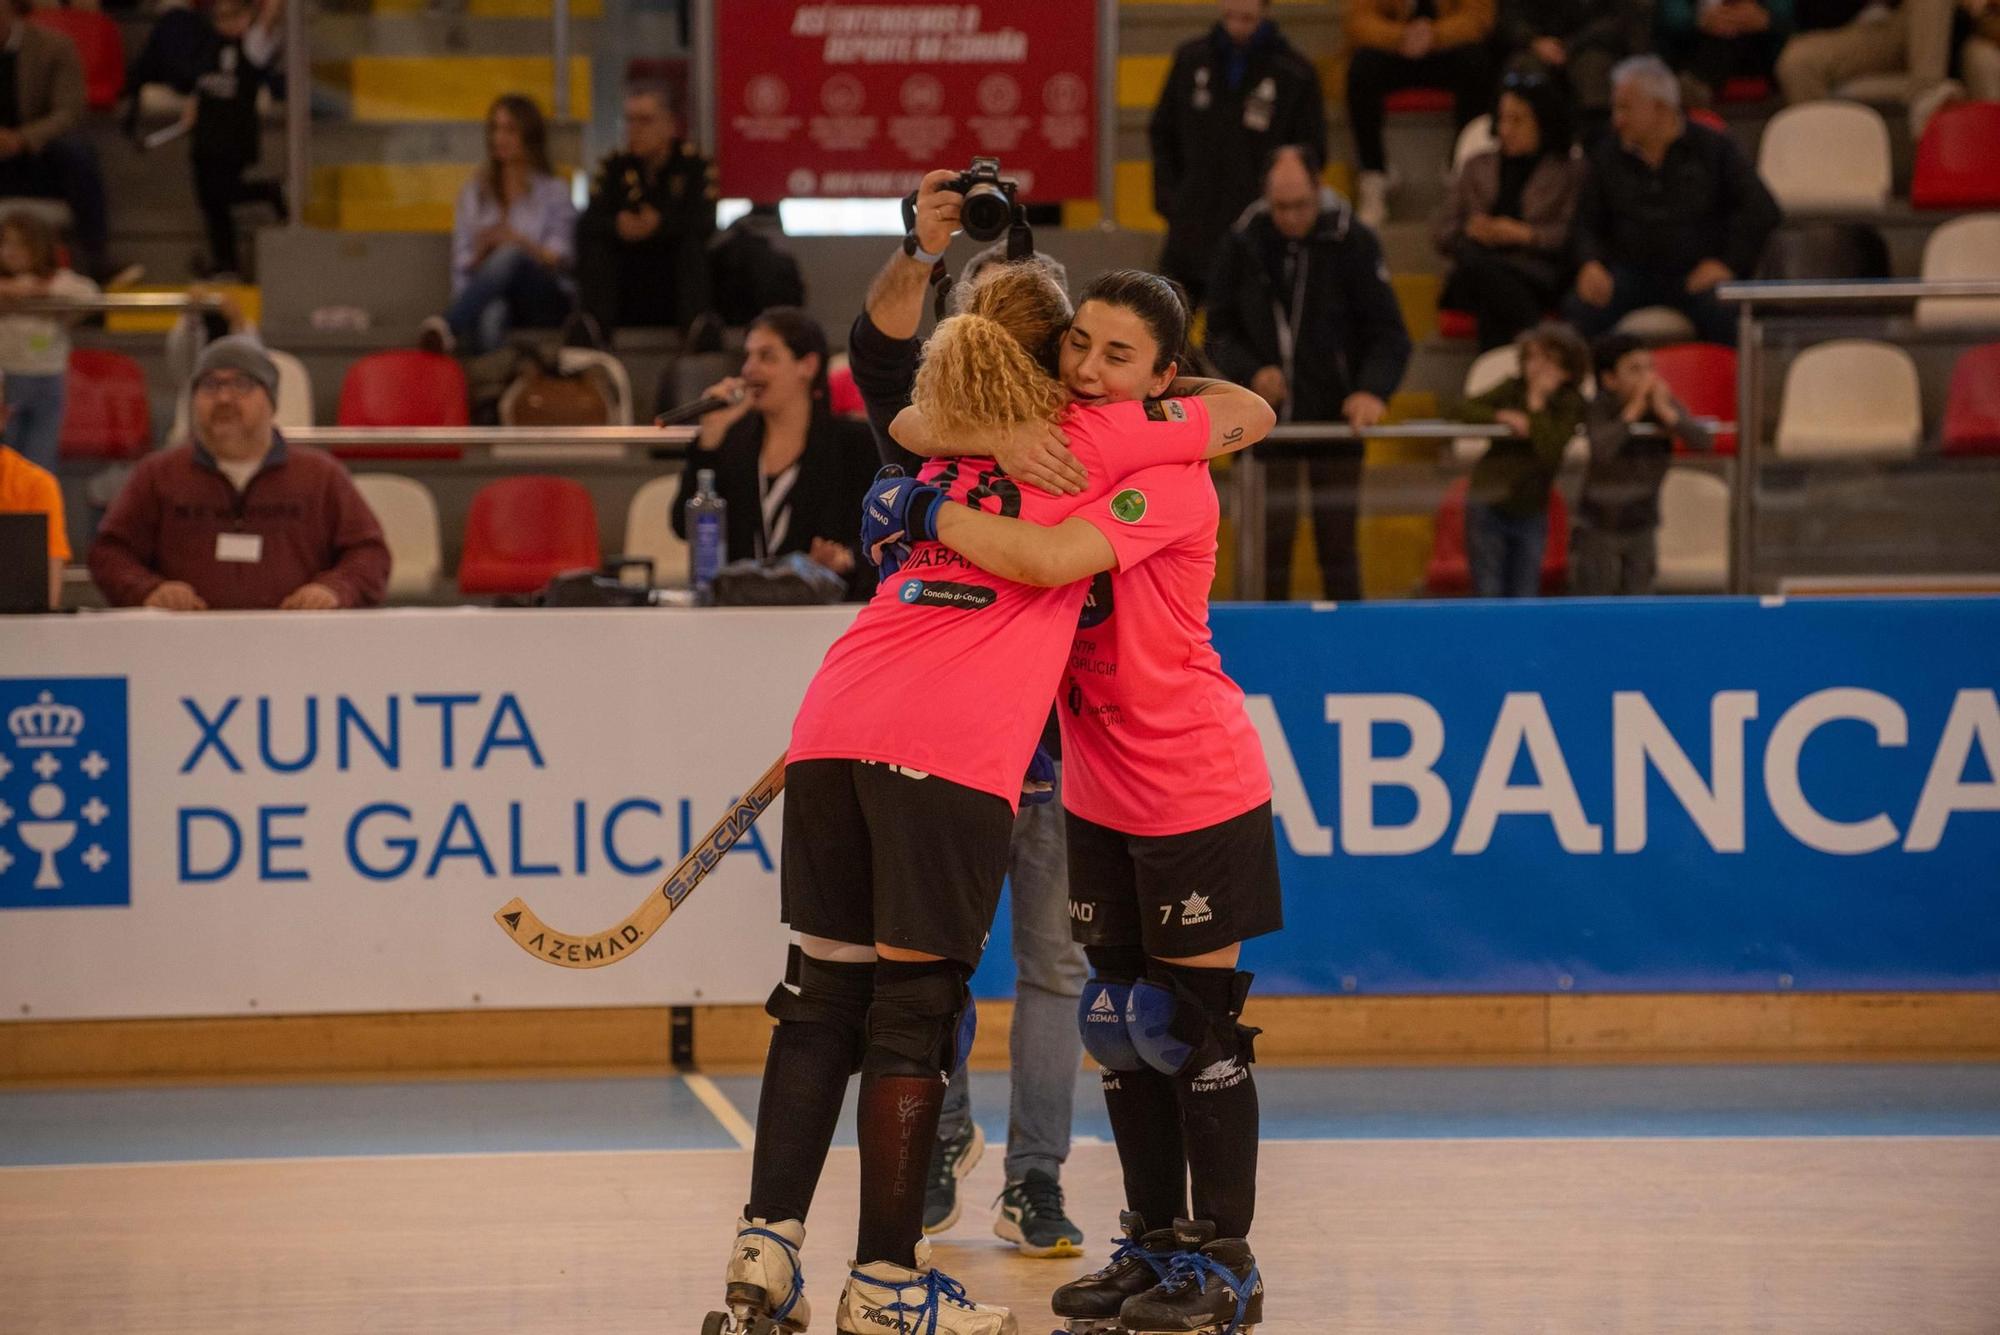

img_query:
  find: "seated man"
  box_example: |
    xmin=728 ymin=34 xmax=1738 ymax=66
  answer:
xmin=1775 ymin=0 xmax=1907 ymax=102
xmin=1657 ymin=0 xmax=1794 ymax=105
xmin=575 ymin=85 xmax=715 ymax=335
xmin=0 ymin=407 xmax=69 ymax=609
xmin=1344 ymin=0 xmax=1496 ymax=227
xmin=1563 ymin=56 xmax=1779 ymax=347
xmin=89 ymin=338 xmax=389 ymax=610
xmin=0 ymin=2 xmax=113 ymax=283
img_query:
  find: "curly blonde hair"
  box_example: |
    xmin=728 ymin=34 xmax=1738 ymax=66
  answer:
xmin=911 ymin=261 xmax=1070 ymax=441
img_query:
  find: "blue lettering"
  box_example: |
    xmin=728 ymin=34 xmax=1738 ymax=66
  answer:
xmin=604 ymin=798 xmax=664 ymax=875
xmin=347 ymin=803 xmax=417 ymax=880
xmin=475 ymin=693 xmax=546 ymax=769
xmin=509 ymin=803 xmax=559 ymax=876
xmin=678 ymin=797 xmax=692 ymax=858
xmin=426 ymin=802 xmax=496 ymax=877
xmin=574 ymin=800 xmax=589 ymax=876
xmin=178 ymin=807 xmax=241 ymax=882
xmin=259 ymin=805 xmax=310 ymax=881
xmin=337 ymin=696 xmax=400 ymax=771
xmin=257 ymin=697 xmax=319 ymax=773
xmin=413 ymin=693 xmax=479 ymax=769
xmin=179 ymin=698 xmax=242 ymax=774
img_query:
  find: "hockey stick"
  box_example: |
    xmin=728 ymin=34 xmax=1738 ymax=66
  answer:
xmin=494 ymin=753 xmax=787 ymax=969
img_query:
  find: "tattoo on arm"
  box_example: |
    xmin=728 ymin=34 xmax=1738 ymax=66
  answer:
xmin=1222 ymin=426 xmax=1245 ymax=448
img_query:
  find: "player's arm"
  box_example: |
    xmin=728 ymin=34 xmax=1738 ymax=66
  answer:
xmin=1162 ymin=376 xmax=1278 ymax=459
xmin=888 ymin=404 xmax=1085 ymax=496
xmin=932 ymin=507 xmax=1115 ymax=588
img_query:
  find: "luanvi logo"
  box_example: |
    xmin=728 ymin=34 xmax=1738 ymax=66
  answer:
xmin=1 ymin=679 xmax=130 ymax=910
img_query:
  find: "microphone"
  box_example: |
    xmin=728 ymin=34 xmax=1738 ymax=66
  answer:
xmin=655 ymin=386 xmax=746 ymax=427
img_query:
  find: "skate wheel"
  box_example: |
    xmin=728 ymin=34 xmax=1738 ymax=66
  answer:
xmin=700 ymin=1312 xmax=727 ymax=1335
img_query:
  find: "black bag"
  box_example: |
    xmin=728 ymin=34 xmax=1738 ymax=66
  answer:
xmin=711 ymin=553 xmax=847 ymax=606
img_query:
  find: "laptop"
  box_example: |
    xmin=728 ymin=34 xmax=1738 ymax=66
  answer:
xmin=0 ymin=511 xmax=51 ymax=613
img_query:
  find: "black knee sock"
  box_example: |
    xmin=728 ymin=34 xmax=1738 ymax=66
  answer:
xmin=1099 ymin=1063 xmax=1189 ymax=1231
xmin=1159 ymin=963 xmax=1260 ymax=1241
xmin=853 ymin=958 xmax=964 ymax=1268
xmin=744 ymin=954 xmax=872 ymax=1225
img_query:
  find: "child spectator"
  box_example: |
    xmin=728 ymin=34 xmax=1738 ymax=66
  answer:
xmin=1454 ymin=321 xmax=1590 ymax=597
xmin=183 ymin=0 xmax=287 ymax=279
xmin=1573 ymin=332 xmax=1714 ymax=595
xmin=0 ymin=209 xmax=99 ymax=471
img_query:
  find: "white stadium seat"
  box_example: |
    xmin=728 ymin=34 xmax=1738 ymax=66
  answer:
xmin=1757 ymin=101 xmax=1891 ymax=213
xmin=1656 ymin=467 xmax=1731 ymax=592
xmin=622 ymin=475 xmax=691 ymax=586
xmin=351 ymin=473 xmax=443 ymax=600
xmin=1915 ymin=213 xmax=2000 ymax=329
xmin=1774 ymin=339 xmax=1923 ymax=459
xmin=1452 ymin=114 xmax=1497 ymax=172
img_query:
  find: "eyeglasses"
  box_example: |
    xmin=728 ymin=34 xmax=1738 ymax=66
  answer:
xmin=194 ymin=371 xmax=261 ymax=397
xmin=1502 ymin=69 xmax=1551 ymax=92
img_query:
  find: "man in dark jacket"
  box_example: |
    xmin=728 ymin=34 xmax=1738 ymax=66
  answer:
xmin=0 ymin=3 xmax=112 ymax=281
xmin=1148 ymin=0 xmax=1326 ymax=306
xmin=1564 ymin=55 xmax=1780 ymax=345
xmin=1204 ymin=145 xmax=1412 ymax=601
xmin=575 ymin=86 xmax=715 ymax=334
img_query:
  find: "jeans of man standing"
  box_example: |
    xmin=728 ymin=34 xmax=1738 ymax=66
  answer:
xmin=936 ymin=762 xmax=1087 ymax=1185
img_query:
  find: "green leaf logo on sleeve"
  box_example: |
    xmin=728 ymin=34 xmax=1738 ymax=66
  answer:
xmin=1110 ymin=489 xmax=1148 ymax=524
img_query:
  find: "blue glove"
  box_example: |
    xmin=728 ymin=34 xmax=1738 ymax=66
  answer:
xmin=1020 ymin=744 xmax=1057 ymax=807
xmin=861 ymin=465 xmax=945 ymax=579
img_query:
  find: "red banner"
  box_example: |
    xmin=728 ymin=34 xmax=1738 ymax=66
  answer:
xmin=715 ymin=2 xmax=1099 ymax=201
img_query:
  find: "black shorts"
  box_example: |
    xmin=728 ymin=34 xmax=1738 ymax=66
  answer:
xmin=780 ymin=758 xmax=1015 ymax=968
xmin=1066 ymin=801 xmax=1284 ymax=958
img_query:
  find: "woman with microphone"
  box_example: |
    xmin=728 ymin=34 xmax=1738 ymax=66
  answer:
xmin=670 ymin=307 xmax=882 ymax=600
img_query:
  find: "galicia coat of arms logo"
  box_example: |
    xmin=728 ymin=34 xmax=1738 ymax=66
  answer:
xmin=1 ymin=679 xmax=130 ymax=909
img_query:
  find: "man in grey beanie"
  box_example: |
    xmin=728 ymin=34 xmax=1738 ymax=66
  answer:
xmin=89 ymin=335 xmax=390 ymax=610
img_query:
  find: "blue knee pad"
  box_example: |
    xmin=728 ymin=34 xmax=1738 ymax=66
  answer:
xmin=1126 ymin=967 xmax=1256 ymax=1078
xmin=1077 ymin=977 xmax=1145 ymax=1071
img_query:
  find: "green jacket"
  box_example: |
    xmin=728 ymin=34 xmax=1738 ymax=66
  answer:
xmin=1457 ymin=377 xmax=1587 ymax=519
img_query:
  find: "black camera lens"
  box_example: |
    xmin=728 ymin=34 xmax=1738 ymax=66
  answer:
xmin=961 ymin=185 xmax=1011 ymax=242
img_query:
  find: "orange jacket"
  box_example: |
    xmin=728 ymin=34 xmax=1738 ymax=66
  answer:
xmin=1346 ymin=0 xmax=1496 ymax=51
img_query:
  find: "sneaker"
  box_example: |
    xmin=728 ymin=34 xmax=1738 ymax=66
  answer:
xmin=418 ymin=314 xmax=455 ymax=356
xmin=1355 ymin=170 xmax=1391 ymax=230
xmin=922 ymin=1119 xmax=985 ymax=1234
xmin=993 ymin=1168 xmax=1084 ymax=1258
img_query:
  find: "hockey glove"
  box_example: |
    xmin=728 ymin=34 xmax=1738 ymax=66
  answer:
xmin=861 ymin=466 xmax=945 ymax=580
xmin=1020 ymin=744 xmax=1057 ymax=807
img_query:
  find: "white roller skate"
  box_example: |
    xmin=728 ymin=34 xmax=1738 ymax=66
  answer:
xmin=835 ymin=1238 xmax=1017 ymax=1335
xmin=703 ymin=1216 xmax=810 ymax=1335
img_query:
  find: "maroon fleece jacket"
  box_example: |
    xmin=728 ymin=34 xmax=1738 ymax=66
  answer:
xmin=89 ymin=435 xmax=390 ymax=609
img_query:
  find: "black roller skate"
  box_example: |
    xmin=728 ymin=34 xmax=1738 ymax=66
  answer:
xmin=1049 ymin=1211 xmax=1178 ymax=1334
xmin=1117 ymin=1219 xmax=1262 ymax=1335
xmin=701 ymin=1216 xmax=809 ymax=1334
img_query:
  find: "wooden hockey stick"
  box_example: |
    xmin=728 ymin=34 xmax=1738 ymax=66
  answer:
xmin=494 ymin=753 xmax=787 ymax=969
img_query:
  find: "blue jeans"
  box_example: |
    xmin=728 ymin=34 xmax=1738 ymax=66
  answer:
xmin=3 ymin=371 xmax=66 ymax=472
xmin=1561 ymin=261 xmax=1736 ymax=347
xmin=1466 ymin=499 xmax=1548 ymax=598
xmin=445 ymin=245 xmax=575 ymax=353
xmin=937 ymin=762 xmax=1087 ymax=1184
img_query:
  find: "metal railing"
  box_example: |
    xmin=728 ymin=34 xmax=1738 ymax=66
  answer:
xmin=6 ymin=294 xmax=228 ymax=317
xmin=286 ymin=425 xmax=698 ymax=462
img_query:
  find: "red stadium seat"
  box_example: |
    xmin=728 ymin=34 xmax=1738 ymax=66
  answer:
xmin=1687 ymin=106 xmax=1728 ymax=132
xmin=457 ymin=475 xmax=601 ymax=595
xmin=1436 ymin=308 xmax=1477 ymax=341
xmin=1719 ymin=76 xmax=1771 ymax=103
xmin=1648 ymin=343 xmax=1738 ymax=455
xmin=827 ymin=363 xmax=865 ymax=419
xmin=1385 ymin=87 xmax=1454 ymax=113
xmin=58 ymin=348 xmax=150 ymax=460
xmin=335 ymin=349 xmax=470 ymax=460
xmin=1941 ymin=342 xmax=2000 ymax=455
xmin=27 ymin=9 xmax=123 ymax=110
xmin=1424 ymin=476 xmax=1569 ymax=596
xmin=1910 ymin=101 xmax=2000 ymax=210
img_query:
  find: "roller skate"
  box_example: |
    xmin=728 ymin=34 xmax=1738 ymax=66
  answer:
xmin=1048 ymin=1211 xmax=1178 ymax=1333
xmin=701 ymin=1216 xmax=809 ymax=1335
xmin=835 ymin=1238 xmax=1016 ymax=1334
xmin=1117 ymin=1220 xmax=1261 ymax=1335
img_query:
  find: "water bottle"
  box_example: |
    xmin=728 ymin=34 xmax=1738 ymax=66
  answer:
xmin=686 ymin=468 xmax=728 ymax=603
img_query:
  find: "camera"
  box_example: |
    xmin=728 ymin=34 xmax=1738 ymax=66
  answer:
xmin=904 ymin=156 xmax=1023 ymax=244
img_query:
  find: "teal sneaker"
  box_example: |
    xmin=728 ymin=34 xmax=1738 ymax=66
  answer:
xmin=993 ymin=1168 xmax=1085 ymax=1258
xmin=921 ymin=1119 xmax=985 ymax=1234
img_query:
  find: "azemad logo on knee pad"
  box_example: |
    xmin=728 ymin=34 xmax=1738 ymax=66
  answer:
xmin=0 ymin=678 xmax=131 ymax=910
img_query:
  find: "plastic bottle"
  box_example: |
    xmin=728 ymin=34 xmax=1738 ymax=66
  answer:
xmin=686 ymin=468 xmax=728 ymax=603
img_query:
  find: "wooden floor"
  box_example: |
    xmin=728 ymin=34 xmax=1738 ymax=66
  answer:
xmin=6 ymin=1136 xmax=1999 ymax=1334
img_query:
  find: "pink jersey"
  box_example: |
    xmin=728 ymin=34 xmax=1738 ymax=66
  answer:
xmin=1061 ymin=460 xmax=1272 ymax=836
xmin=790 ymin=396 xmax=1212 ymax=805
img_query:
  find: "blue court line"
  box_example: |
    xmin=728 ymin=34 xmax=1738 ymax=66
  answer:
xmin=5 ymin=1063 xmax=1998 ymax=1168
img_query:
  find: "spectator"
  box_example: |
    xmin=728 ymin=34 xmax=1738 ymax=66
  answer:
xmin=1496 ymin=0 xmax=1650 ymax=127
xmin=575 ymin=85 xmax=714 ymax=336
xmin=1658 ymin=0 xmax=1794 ymax=105
xmin=421 ymin=94 xmax=576 ymax=356
xmin=0 ymin=402 xmax=69 ymax=608
xmin=89 ymin=336 xmax=388 ymax=610
xmin=1574 ymin=331 xmax=1714 ymax=595
xmin=1564 ymin=56 xmax=1779 ymax=346
xmin=0 ymin=208 xmax=97 ymax=470
xmin=0 ymin=1 xmax=114 ymax=284
xmin=1204 ymin=144 xmax=1413 ymax=601
xmin=183 ymin=0 xmax=287 ymax=280
xmin=1345 ymin=0 xmax=1496 ymax=228
xmin=1149 ymin=0 xmax=1326 ymax=306
xmin=1961 ymin=0 xmax=2000 ymax=98
xmin=1435 ymin=68 xmax=1581 ymax=350
xmin=1453 ymin=321 xmax=1590 ymax=597
xmin=670 ymin=308 xmax=878 ymax=601
xmin=1775 ymin=0 xmax=1908 ymax=101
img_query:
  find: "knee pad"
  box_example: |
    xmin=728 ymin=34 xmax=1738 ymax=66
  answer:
xmin=1078 ymin=945 xmax=1149 ymax=1071
xmin=1126 ymin=963 xmax=1259 ymax=1078
xmin=863 ymin=958 xmax=972 ymax=1080
xmin=764 ymin=944 xmax=874 ymax=1074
